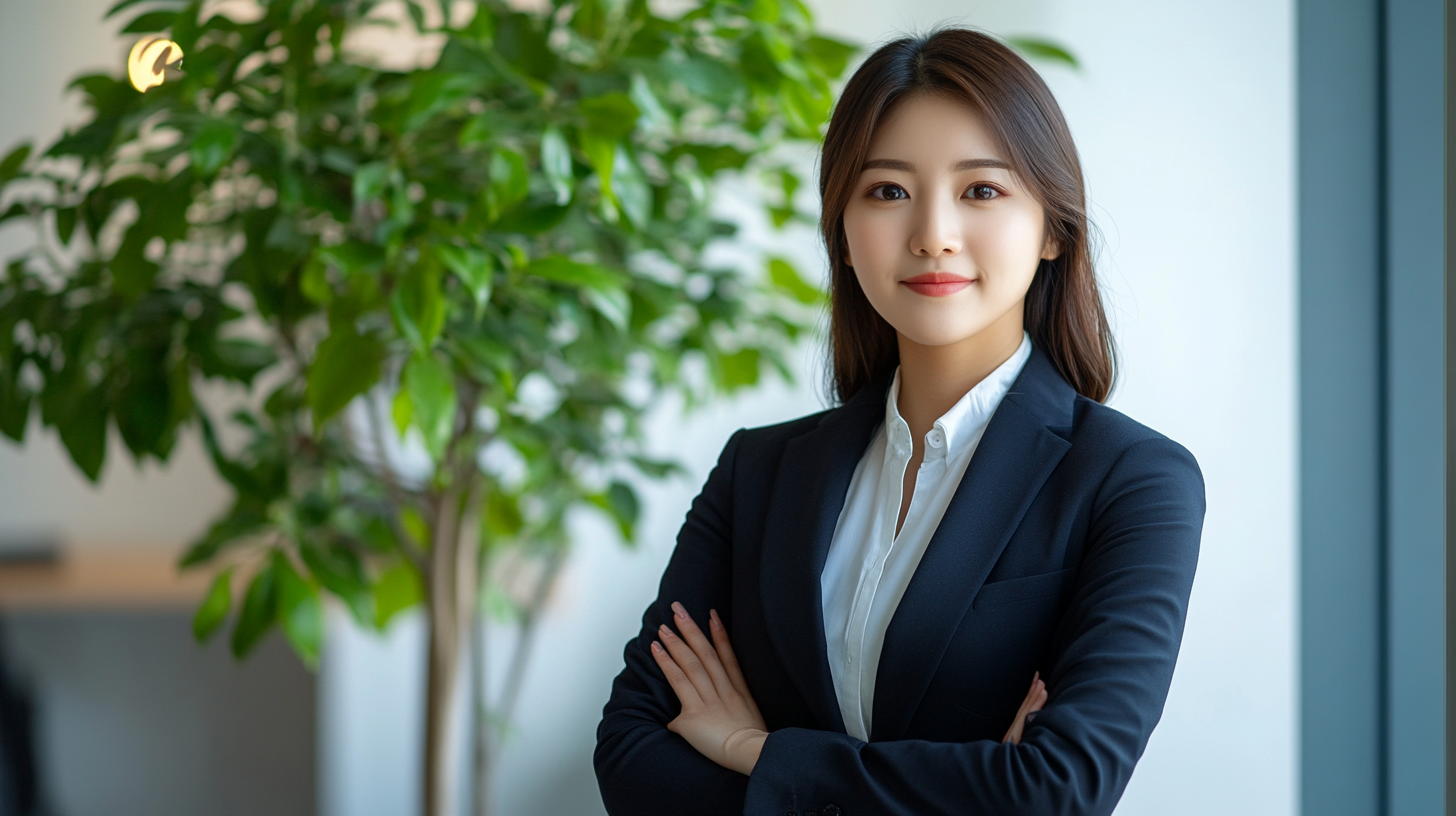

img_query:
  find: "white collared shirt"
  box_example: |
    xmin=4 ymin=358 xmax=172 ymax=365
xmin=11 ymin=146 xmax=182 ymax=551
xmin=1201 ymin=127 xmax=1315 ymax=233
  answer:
xmin=819 ymin=332 xmax=1033 ymax=741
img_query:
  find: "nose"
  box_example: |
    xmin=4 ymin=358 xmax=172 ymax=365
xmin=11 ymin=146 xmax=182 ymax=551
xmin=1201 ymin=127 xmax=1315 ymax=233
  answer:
xmin=909 ymin=193 xmax=962 ymax=258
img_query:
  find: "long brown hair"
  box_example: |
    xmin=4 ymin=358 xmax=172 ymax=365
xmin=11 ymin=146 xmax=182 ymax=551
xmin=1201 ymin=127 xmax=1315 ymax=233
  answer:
xmin=821 ymin=27 xmax=1115 ymax=403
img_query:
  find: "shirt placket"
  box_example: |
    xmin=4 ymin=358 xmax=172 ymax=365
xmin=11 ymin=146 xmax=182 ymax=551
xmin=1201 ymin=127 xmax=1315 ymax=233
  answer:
xmin=844 ymin=420 xmax=913 ymax=736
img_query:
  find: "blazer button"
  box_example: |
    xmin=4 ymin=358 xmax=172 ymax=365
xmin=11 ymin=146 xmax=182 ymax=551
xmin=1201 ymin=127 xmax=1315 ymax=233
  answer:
xmin=822 ymin=805 xmax=842 ymax=816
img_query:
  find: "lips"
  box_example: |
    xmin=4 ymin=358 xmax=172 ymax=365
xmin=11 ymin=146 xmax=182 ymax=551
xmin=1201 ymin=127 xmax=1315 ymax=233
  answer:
xmin=900 ymin=272 xmax=975 ymax=297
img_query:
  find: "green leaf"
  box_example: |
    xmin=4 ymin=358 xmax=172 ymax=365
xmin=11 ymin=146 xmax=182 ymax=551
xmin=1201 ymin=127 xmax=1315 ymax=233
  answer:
xmin=767 ymin=257 xmax=820 ymax=304
xmin=579 ymin=93 xmax=640 ymax=142
xmin=804 ymin=35 xmax=858 ymax=78
xmin=57 ymin=390 xmax=108 ymax=482
xmin=121 ymin=10 xmax=181 ymax=33
xmin=114 ymin=363 xmax=171 ymax=458
xmin=231 ymin=560 xmax=278 ymax=659
xmin=630 ymin=454 xmax=686 ymax=479
xmin=540 ymin=127 xmax=573 ymax=205
xmin=436 ymin=245 xmax=493 ymax=314
xmin=718 ymin=347 xmax=761 ymax=389
xmin=353 ymin=163 xmax=390 ymax=206
xmin=584 ymin=287 xmax=631 ymax=332
xmin=193 ymin=567 xmax=234 ymax=642
xmin=55 ymin=206 xmax=78 ymax=245
xmin=317 ymin=241 xmax=385 ymax=276
xmin=0 ymin=354 xmax=31 ymax=442
xmin=604 ymin=480 xmax=640 ymax=541
xmin=484 ymin=489 xmax=523 ymax=540
xmin=111 ymin=230 xmax=161 ymax=296
xmin=274 ymin=551 xmax=323 ymax=668
xmin=612 ymin=146 xmax=651 ymax=229
xmin=525 ymin=256 xmax=623 ymax=291
xmin=201 ymin=338 xmax=278 ymax=385
xmin=493 ymin=202 xmax=569 ymax=235
xmin=1006 ymin=37 xmax=1080 ymax=69
xmin=391 ymin=387 xmax=412 ymax=437
xmin=580 ymin=132 xmax=616 ymax=209
xmin=0 ymin=202 xmax=28 ymax=228
xmin=390 ymin=263 xmax=445 ymax=351
xmin=105 ymin=0 xmax=168 ymax=20
xmin=571 ymin=0 xmax=607 ymax=39
xmin=401 ymin=351 xmax=457 ymax=461
xmin=306 ymin=328 xmax=385 ymax=428
xmin=487 ymin=148 xmax=529 ymax=221
xmin=0 ymin=143 xmax=31 ymax=185
xmin=299 ymin=541 xmax=373 ymax=626
xmin=374 ymin=560 xmax=422 ymax=629
xmin=190 ymin=119 xmax=238 ymax=176
xmin=526 ymin=256 xmax=634 ymax=328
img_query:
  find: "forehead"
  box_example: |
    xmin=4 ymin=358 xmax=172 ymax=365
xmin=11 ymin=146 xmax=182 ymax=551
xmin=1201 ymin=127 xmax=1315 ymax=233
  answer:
xmin=865 ymin=92 xmax=1004 ymax=164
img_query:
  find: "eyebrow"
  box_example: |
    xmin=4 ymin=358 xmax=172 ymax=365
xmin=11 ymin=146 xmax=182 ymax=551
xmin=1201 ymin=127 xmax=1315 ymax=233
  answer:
xmin=860 ymin=158 xmax=1010 ymax=172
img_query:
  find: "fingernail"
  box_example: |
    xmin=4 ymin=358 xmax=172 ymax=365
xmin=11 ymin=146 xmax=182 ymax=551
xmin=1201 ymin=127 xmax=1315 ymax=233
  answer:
xmin=710 ymin=610 xmax=721 ymax=629
xmin=651 ymin=641 xmax=663 ymax=653
xmin=659 ymin=623 xmax=672 ymax=637
xmin=672 ymin=601 xmax=686 ymax=619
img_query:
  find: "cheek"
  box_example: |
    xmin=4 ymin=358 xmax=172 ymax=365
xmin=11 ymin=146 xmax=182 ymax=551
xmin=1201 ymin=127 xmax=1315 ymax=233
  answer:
xmin=842 ymin=207 xmax=898 ymax=271
xmin=967 ymin=211 xmax=1045 ymax=287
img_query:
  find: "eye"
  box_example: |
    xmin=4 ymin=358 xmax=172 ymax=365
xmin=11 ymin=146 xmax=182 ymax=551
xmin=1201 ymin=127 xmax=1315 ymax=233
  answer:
xmin=869 ymin=183 xmax=909 ymax=201
xmin=967 ymin=183 xmax=1001 ymax=201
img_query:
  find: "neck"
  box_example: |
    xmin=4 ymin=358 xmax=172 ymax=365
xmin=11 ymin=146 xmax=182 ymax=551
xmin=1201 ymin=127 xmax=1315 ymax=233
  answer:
xmin=894 ymin=307 xmax=1025 ymax=439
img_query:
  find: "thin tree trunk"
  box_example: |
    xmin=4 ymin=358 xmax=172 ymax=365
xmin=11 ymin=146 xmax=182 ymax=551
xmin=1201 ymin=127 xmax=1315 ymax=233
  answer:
xmin=472 ymin=546 xmax=566 ymax=816
xmin=424 ymin=473 xmax=482 ymax=816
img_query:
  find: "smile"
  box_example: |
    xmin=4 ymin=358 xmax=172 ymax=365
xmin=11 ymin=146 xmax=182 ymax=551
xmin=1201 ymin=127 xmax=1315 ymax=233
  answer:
xmin=899 ymin=272 xmax=976 ymax=297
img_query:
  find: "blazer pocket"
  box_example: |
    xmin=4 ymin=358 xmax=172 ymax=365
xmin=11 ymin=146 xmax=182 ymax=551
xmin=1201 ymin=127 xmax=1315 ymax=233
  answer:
xmin=973 ymin=567 xmax=1075 ymax=609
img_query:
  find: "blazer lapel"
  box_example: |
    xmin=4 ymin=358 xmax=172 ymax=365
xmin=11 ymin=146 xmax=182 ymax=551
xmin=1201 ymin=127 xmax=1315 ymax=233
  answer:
xmin=870 ymin=348 xmax=1076 ymax=741
xmin=758 ymin=372 xmax=890 ymax=734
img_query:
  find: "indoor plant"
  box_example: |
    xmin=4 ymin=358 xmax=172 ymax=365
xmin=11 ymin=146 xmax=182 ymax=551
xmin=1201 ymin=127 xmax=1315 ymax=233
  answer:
xmin=0 ymin=1 xmax=846 ymax=812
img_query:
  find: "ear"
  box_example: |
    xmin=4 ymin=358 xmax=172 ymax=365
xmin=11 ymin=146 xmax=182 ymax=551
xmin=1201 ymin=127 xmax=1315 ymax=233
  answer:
xmin=1040 ymin=230 xmax=1062 ymax=261
xmin=842 ymin=249 xmax=854 ymax=268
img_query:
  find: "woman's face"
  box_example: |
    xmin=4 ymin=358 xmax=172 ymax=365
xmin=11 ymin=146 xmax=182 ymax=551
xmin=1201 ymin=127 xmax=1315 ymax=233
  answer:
xmin=841 ymin=92 xmax=1057 ymax=350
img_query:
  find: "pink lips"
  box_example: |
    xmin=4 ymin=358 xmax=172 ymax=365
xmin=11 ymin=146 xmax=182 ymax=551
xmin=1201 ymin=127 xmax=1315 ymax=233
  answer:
xmin=900 ymin=271 xmax=975 ymax=297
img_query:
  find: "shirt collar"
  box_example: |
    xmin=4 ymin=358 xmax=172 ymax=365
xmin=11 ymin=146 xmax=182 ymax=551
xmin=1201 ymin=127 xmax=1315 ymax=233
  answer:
xmin=884 ymin=331 xmax=1034 ymax=461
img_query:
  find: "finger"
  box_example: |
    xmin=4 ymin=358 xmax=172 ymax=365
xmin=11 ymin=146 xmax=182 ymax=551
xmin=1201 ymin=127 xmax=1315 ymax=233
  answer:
xmin=708 ymin=609 xmax=750 ymax=693
xmin=1003 ymin=673 xmax=1043 ymax=744
xmin=704 ymin=609 xmax=762 ymax=716
xmin=1004 ymin=695 xmax=1032 ymax=744
xmin=650 ymin=640 xmax=703 ymax=708
xmin=658 ymin=622 xmax=715 ymax=699
xmin=668 ymin=602 xmax=735 ymax=699
xmin=710 ymin=609 xmax=763 ymax=719
xmin=1027 ymin=677 xmax=1048 ymax=714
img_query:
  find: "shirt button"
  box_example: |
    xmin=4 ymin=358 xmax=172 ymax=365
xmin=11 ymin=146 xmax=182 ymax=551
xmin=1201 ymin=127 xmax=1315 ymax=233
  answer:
xmin=927 ymin=429 xmax=945 ymax=448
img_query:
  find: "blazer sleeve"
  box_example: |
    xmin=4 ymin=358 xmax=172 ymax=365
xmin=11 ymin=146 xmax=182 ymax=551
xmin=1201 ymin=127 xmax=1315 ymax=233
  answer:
xmin=594 ymin=429 xmax=751 ymax=815
xmin=742 ymin=436 xmax=1206 ymax=816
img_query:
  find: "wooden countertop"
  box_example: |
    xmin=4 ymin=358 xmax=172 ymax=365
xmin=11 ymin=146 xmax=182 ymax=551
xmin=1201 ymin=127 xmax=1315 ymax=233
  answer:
xmin=0 ymin=550 xmax=211 ymax=610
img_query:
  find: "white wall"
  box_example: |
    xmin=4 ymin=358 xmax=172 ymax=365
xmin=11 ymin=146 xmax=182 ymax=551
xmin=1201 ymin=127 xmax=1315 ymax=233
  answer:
xmin=0 ymin=1 xmax=1296 ymax=814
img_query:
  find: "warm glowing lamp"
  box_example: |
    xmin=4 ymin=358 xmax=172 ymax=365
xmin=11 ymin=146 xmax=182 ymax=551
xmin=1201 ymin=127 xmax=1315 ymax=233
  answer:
xmin=127 ymin=37 xmax=184 ymax=93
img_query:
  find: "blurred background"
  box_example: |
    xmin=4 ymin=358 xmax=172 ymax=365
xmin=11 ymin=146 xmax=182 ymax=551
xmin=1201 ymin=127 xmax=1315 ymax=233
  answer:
xmin=0 ymin=0 xmax=1434 ymax=815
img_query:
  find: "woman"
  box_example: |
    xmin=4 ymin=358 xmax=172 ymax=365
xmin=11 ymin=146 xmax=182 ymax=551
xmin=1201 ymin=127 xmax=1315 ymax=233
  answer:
xmin=594 ymin=27 xmax=1204 ymax=816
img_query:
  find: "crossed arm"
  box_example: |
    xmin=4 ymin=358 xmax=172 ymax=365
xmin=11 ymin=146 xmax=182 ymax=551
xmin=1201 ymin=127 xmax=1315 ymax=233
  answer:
xmin=648 ymin=600 xmax=1047 ymax=775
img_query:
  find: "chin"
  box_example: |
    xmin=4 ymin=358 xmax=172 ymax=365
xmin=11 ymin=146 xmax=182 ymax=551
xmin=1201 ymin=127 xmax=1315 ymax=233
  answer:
xmin=886 ymin=313 xmax=995 ymax=349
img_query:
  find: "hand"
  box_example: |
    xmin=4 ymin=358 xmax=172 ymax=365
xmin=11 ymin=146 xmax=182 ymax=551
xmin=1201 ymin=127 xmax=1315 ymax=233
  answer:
xmin=650 ymin=601 xmax=769 ymax=775
xmin=1002 ymin=671 xmax=1048 ymax=744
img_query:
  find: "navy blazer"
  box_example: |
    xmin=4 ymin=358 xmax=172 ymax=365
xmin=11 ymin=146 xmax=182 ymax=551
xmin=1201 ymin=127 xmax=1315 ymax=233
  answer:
xmin=594 ymin=346 xmax=1205 ymax=816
